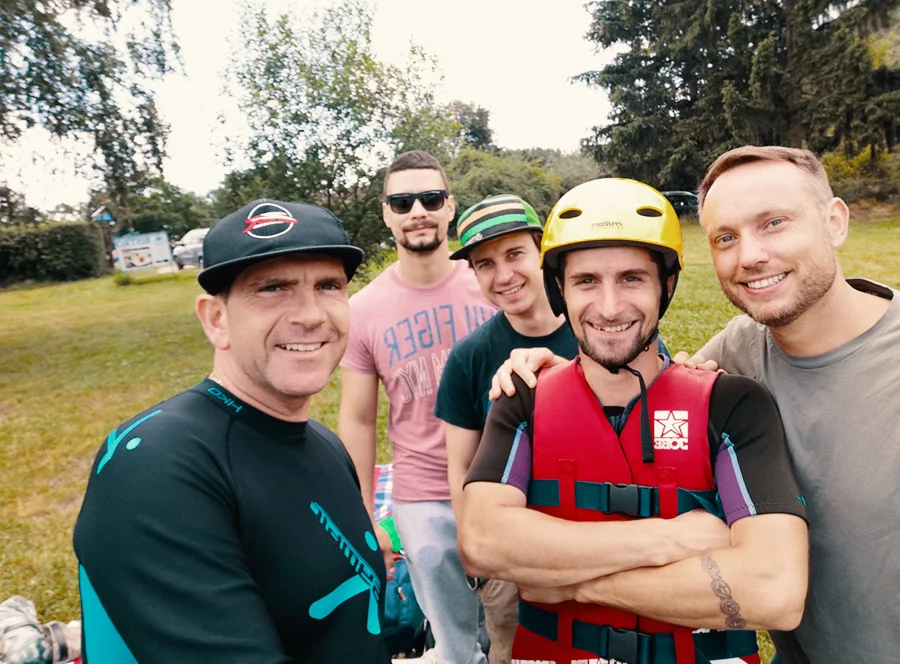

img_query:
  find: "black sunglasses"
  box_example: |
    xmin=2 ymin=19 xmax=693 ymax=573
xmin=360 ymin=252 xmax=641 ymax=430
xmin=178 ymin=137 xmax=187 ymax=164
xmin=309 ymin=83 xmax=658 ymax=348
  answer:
xmin=384 ymin=190 xmax=448 ymax=215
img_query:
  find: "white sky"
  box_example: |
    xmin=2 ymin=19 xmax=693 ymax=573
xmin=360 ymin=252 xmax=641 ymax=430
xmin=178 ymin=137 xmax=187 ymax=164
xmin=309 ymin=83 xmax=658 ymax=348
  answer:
xmin=3 ymin=0 xmax=614 ymax=211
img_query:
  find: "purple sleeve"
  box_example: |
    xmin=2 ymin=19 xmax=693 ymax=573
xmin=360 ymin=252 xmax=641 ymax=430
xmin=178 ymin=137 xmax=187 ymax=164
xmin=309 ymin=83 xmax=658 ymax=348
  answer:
xmin=710 ymin=375 xmax=808 ymax=526
xmin=464 ymin=375 xmax=535 ymax=497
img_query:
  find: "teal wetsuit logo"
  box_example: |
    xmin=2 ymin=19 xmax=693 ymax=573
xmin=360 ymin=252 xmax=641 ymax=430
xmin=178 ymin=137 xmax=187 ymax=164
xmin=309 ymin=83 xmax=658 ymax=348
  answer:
xmin=97 ymin=410 xmax=162 ymax=475
xmin=308 ymin=502 xmax=382 ymax=635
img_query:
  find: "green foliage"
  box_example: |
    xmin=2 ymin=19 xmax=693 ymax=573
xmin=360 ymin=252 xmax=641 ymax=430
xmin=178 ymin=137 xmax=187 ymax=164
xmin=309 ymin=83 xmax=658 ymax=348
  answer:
xmin=0 ymin=222 xmax=108 ymax=286
xmin=216 ymin=0 xmax=460 ymax=258
xmin=126 ymin=180 xmax=214 ymax=238
xmin=874 ymin=8 xmax=900 ymax=67
xmin=447 ymin=101 xmax=495 ymax=151
xmin=504 ymin=148 xmax=607 ymax=192
xmin=0 ymin=186 xmax=43 ymax=225
xmin=113 ymin=270 xmax=183 ymax=287
xmin=0 ymin=1 xmax=178 ymax=206
xmin=822 ymin=145 xmax=900 ymax=200
xmin=447 ymin=148 xmax=564 ymax=222
xmin=579 ymin=0 xmax=900 ymax=191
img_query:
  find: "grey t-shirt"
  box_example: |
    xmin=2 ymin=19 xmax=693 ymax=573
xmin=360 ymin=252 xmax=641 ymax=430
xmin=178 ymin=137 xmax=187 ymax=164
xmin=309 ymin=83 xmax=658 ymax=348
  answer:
xmin=699 ymin=279 xmax=900 ymax=664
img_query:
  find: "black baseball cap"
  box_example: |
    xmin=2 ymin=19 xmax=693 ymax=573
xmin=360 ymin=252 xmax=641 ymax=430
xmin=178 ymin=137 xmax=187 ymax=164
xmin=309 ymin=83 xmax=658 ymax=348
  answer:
xmin=197 ymin=199 xmax=365 ymax=294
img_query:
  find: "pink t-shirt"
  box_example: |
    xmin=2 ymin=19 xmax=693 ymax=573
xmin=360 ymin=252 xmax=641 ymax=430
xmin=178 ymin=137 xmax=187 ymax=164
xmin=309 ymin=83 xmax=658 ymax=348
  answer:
xmin=341 ymin=260 xmax=497 ymax=502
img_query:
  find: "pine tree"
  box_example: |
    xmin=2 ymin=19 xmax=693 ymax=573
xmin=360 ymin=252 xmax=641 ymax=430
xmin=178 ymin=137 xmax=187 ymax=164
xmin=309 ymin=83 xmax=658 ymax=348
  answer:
xmin=579 ymin=0 xmax=900 ymax=189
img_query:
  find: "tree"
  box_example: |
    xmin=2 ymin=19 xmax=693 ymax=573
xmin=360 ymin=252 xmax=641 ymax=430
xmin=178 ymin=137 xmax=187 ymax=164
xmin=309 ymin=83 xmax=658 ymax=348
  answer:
xmin=0 ymin=186 xmax=43 ymax=225
xmin=579 ymin=0 xmax=900 ymax=190
xmin=0 ymin=1 xmax=178 ymax=206
xmin=447 ymin=148 xmax=563 ymax=222
xmin=219 ymin=0 xmax=460 ymax=257
xmin=505 ymin=148 xmax=606 ymax=191
xmin=129 ymin=181 xmax=214 ymax=239
xmin=448 ymin=101 xmax=495 ymax=151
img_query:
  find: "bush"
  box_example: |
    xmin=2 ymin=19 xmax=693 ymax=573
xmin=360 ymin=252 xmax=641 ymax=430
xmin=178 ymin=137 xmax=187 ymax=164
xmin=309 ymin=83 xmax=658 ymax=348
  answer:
xmin=0 ymin=222 xmax=108 ymax=286
xmin=821 ymin=147 xmax=900 ymax=202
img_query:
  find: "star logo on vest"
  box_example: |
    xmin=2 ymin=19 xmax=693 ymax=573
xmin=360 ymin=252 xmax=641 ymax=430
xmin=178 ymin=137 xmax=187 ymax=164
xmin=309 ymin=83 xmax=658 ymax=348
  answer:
xmin=654 ymin=410 xmax=689 ymax=450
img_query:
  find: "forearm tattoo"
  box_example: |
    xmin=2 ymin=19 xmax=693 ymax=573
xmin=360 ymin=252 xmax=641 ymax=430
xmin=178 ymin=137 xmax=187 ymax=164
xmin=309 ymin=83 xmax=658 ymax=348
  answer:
xmin=700 ymin=554 xmax=748 ymax=629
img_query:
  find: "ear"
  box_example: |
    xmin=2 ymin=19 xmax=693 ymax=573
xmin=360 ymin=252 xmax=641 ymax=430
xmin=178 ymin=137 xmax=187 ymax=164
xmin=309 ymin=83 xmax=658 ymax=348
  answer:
xmin=665 ymin=273 xmax=676 ymax=297
xmin=446 ymin=194 xmax=456 ymax=220
xmin=382 ymin=201 xmax=392 ymax=227
xmin=195 ymin=294 xmax=231 ymax=351
xmin=824 ymin=197 xmax=850 ymax=249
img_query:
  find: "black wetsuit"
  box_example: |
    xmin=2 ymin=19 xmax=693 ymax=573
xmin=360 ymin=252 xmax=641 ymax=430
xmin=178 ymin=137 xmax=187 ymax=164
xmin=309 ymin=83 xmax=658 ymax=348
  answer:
xmin=74 ymin=378 xmax=390 ymax=664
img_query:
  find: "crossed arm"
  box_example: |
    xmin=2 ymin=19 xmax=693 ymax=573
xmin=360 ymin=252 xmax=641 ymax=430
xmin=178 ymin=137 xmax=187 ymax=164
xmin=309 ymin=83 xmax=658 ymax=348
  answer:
xmin=518 ymin=511 xmax=808 ymax=631
xmin=459 ymin=481 xmax=732 ymax=589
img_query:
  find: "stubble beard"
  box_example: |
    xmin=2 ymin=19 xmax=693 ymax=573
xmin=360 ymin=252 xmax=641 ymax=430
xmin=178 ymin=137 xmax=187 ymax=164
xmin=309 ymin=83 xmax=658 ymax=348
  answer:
xmin=725 ymin=251 xmax=838 ymax=328
xmin=576 ymin=317 xmax=651 ymax=369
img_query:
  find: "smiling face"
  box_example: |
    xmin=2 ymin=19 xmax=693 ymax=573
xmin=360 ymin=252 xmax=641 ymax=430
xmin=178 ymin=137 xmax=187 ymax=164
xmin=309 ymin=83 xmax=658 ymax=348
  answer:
xmin=382 ymin=168 xmax=455 ymax=255
xmin=468 ymin=232 xmax=544 ymax=318
xmin=561 ymin=245 xmax=665 ymax=368
xmin=203 ymin=254 xmax=349 ymax=414
xmin=701 ymin=160 xmax=843 ymax=327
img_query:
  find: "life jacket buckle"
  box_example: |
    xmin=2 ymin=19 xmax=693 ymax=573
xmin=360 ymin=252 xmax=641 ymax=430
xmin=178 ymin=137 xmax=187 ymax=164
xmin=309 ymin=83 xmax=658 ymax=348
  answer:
xmin=608 ymin=483 xmax=641 ymax=517
xmin=608 ymin=626 xmax=640 ymax=664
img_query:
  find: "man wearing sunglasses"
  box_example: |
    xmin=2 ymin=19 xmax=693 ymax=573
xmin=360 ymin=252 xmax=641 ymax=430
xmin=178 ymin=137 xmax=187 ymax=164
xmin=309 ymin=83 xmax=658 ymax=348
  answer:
xmin=339 ymin=151 xmax=495 ymax=664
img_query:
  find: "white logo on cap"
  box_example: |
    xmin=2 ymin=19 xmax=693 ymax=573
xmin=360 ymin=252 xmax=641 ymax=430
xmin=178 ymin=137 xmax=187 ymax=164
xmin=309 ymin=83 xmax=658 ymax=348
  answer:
xmin=653 ymin=410 xmax=689 ymax=450
xmin=466 ymin=232 xmax=483 ymax=246
xmin=243 ymin=203 xmax=297 ymax=239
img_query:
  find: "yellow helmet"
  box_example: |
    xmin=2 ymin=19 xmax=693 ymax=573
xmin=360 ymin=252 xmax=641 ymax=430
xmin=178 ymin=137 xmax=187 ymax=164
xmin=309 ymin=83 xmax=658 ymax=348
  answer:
xmin=541 ymin=178 xmax=684 ymax=317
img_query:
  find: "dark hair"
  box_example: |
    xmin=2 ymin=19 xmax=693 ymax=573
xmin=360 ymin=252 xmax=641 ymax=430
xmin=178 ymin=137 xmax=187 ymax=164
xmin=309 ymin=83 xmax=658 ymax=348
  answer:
xmin=699 ymin=146 xmax=833 ymax=209
xmin=383 ymin=151 xmax=449 ymax=195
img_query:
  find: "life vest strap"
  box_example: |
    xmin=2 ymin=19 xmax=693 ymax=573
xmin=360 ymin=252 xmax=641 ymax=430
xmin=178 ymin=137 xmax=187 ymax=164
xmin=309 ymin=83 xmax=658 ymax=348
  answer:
xmin=528 ymin=479 xmax=723 ymax=519
xmin=519 ymin=603 xmax=757 ymax=664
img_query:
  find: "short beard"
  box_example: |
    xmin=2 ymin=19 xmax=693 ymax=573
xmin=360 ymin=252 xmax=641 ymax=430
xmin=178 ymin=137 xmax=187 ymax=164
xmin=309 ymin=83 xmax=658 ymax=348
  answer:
xmin=726 ymin=254 xmax=837 ymax=328
xmin=397 ymin=230 xmax=444 ymax=254
xmin=576 ymin=318 xmax=652 ymax=369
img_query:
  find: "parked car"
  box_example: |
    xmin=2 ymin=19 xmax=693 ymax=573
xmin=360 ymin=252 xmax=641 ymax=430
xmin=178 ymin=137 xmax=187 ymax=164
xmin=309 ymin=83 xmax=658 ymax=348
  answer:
xmin=661 ymin=191 xmax=699 ymax=217
xmin=172 ymin=228 xmax=209 ymax=269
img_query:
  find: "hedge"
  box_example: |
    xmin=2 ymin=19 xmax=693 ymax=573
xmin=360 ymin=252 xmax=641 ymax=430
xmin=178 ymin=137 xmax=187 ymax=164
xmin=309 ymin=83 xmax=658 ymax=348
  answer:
xmin=0 ymin=222 xmax=108 ymax=286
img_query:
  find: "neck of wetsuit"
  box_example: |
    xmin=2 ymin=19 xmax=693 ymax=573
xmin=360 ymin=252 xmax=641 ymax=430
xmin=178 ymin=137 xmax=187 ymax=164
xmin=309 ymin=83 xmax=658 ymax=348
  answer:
xmin=603 ymin=362 xmax=655 ymax=464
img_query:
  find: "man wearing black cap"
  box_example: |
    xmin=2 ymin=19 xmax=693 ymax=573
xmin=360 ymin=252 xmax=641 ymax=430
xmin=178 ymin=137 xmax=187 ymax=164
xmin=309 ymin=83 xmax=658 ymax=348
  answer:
xmin=74 ymin=200 xmax=391 ymax=664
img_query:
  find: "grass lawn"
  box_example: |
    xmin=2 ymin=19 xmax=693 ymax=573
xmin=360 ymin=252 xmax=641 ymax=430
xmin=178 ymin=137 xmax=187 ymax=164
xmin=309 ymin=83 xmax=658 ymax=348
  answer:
xmin=1 ymin=220 xmax=898 ymax=633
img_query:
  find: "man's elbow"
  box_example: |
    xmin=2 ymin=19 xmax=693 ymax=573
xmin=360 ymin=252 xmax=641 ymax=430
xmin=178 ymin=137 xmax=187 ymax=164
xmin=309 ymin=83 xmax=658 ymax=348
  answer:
xmin=457 ymin=511 xmax=505 ymax=579
xmin=750 ymin=570 xmax=807 ymax=631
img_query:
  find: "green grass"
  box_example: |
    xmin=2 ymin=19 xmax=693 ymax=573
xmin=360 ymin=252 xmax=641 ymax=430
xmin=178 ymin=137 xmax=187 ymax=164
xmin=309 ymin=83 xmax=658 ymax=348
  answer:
xmin=1 ymin=220 xmax=898 ymax=629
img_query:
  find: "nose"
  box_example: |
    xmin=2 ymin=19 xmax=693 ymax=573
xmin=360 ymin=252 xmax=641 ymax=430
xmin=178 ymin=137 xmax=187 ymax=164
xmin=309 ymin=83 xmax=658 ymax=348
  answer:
xmin=495 ymin=260 xmax=516 ymax=286
xmin=737 ymin=233 xmax=770 ymax=269
xmin=408 ymin=197 xmax=428 ymax=218
xmin=593 ymin=281 xmax=627 ymax=320
xmin=286 ymin=287 xmax=327 ymax=328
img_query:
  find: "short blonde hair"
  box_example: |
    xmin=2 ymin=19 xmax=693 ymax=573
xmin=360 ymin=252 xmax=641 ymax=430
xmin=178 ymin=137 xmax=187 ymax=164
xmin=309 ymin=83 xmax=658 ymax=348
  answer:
xmin=698 ymin=146 xmax=833 ymax=209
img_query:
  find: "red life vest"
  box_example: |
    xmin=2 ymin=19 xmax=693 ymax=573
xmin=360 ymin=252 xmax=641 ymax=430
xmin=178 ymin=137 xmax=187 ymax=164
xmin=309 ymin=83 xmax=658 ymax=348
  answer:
xmin=513 ymin=359 xmax=759 ymax=664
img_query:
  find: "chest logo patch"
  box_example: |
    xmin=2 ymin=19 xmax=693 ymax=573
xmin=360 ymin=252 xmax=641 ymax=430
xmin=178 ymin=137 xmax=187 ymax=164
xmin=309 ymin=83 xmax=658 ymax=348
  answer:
xmin=308 ymin=502 xmax=382 ymax=635
xmin=654 ymin=410 xmax=689 ymax=450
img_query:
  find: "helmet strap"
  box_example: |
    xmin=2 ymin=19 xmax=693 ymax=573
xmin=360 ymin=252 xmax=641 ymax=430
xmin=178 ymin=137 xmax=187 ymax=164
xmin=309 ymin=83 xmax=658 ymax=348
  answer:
xmin=610 ymin=364 xmax=654 ymax=464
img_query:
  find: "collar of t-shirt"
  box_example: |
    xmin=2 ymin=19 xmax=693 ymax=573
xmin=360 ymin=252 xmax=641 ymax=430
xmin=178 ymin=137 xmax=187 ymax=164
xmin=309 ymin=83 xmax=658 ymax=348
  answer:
xmin=771 ymin=278 xmax=897 ymax=369
xmin=193 ymin=378 xmax=308 ymax=442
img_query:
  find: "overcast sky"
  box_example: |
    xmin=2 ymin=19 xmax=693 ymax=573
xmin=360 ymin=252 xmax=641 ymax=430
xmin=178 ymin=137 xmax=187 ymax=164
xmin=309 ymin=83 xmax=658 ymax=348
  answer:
xmin=4 ymin=0 xmax=615 ymax=210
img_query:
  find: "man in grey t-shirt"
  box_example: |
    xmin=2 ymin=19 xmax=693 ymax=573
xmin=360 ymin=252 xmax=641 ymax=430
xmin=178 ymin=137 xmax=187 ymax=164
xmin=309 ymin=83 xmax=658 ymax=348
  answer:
xmin=691 ymin=146 xmax=899 ymax=664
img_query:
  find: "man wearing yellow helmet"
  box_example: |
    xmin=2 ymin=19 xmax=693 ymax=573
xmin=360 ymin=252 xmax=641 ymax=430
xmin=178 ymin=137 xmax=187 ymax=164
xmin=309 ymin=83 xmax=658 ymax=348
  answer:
xmin=458 ymin=179 xmax=809 ymax=664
